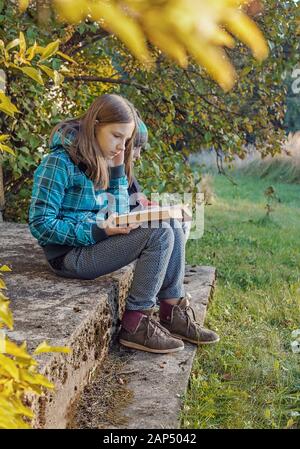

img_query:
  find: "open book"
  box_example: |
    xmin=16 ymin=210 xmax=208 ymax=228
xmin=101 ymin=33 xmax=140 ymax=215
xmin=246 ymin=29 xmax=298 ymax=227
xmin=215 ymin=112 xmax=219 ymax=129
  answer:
xmin=113 ymin=204 xmax=192 ymax=227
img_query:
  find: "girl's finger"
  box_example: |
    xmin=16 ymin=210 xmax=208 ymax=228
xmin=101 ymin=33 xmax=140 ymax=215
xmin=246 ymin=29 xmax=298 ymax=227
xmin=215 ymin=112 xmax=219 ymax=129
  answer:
xmin=129 ymin=224 xmax=140 ymax=230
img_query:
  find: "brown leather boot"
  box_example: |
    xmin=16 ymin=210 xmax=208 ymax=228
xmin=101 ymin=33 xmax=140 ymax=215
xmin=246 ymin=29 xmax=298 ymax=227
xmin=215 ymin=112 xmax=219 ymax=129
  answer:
xmin=159 ymin=296 xmax=220 ymax=345
xmin=119 ymin=309 xmax=184 ymax=354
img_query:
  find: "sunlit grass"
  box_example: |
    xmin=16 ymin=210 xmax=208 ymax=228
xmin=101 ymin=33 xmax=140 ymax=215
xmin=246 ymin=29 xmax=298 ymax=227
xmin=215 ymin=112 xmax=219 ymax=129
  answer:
xmin=182 ymin=174 xmax=300 ymax=429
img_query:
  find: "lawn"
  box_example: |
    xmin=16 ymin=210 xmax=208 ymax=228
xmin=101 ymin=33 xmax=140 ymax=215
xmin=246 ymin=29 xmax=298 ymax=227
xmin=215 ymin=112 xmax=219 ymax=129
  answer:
xmin=182 ymin=173 xmax=300 ymax=429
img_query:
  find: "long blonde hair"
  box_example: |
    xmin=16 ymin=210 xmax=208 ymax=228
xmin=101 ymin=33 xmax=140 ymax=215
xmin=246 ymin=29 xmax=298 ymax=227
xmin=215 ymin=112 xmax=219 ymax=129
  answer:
xmin=49 ymin=94 xmax=138 ymax=190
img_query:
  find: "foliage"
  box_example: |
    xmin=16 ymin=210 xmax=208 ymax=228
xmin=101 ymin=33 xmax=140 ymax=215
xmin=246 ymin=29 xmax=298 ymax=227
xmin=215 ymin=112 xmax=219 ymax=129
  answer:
xmin=19 ymin=0 xmax=269 ymax=92
xmin=1 ymin=1 xmax=298 ymax=222
xmin=0 ymin=265 xmax=71 ymax=428
xmin=183 ymin=173 xmax=300 ymax=429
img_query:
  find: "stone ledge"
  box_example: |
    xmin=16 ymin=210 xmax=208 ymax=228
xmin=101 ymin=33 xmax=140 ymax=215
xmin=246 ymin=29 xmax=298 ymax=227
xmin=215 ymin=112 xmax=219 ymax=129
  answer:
xmin=70 ymin=265 xmax=216 ymax=429
xmin=1 ymin=222 xmax=216 ymax=429
xmin=1 ymin=222 xmax=134 ymax=428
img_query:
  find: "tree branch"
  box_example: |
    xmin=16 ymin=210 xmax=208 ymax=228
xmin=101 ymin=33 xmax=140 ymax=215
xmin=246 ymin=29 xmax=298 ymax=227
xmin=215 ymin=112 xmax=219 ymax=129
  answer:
xmin=64 ymin=75 xmax=151 ymax=93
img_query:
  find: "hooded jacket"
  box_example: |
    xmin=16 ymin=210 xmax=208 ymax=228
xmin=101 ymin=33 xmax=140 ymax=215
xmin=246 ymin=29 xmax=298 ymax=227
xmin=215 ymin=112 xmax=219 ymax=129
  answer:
xmin=28 ymin=127 xmax=129 ymax=261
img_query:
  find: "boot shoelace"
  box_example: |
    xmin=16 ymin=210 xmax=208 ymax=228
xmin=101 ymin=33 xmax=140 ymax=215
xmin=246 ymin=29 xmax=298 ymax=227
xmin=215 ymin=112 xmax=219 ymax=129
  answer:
xmin=172 ymin=302 xmax=203 ymax=335
xmin=145 ymin=316 xmax=172 ymax=340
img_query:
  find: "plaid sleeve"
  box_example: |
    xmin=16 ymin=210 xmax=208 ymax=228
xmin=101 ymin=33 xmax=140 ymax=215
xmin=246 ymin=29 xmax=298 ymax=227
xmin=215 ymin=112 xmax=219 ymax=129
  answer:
xmin=107 ymin=164 xmax=129 ymax=215
xmin=29 ymin=154 xmax=99 ymax=246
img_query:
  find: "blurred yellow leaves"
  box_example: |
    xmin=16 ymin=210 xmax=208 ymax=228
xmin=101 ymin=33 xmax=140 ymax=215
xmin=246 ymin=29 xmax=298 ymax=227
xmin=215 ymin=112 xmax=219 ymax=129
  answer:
xmin=24 ymin=0 xmax=270 ymax=91
xmin=0 ymin=265 xmax=71 ymax=428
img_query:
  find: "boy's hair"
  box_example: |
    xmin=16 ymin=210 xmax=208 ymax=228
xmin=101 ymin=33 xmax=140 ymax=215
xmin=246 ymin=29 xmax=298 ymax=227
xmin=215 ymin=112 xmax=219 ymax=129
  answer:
xmin=135 ymin=117 xmax=148 ymax=149
xmin=49 ymin=94 xmax=138 ymax=190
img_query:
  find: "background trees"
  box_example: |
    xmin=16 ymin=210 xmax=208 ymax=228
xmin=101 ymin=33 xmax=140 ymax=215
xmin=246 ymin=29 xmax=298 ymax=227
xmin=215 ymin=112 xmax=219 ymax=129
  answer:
xmin=0 ymin=0 xmax=298 ymax=222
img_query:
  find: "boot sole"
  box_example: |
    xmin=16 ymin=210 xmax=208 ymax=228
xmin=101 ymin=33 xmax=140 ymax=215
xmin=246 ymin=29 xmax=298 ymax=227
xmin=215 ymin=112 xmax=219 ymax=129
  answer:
xmin=119 ymin=339 xmax=184 ymax=354
xmin=171 ymin=333 xmax=220 ymax=345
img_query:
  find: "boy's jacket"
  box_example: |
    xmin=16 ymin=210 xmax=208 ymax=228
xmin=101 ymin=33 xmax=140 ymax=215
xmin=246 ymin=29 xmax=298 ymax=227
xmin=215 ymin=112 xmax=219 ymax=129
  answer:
xmin=29 ymin=128 xmax=129 ymax=260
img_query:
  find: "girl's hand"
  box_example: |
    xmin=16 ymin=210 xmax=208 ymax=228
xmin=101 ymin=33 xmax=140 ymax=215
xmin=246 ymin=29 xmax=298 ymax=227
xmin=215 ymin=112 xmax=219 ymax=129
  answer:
xmin=102 ymin=213 xmax=140 ymax=236
xmin=109 ymin=149 xmax=125 ymax=167
xmin=104 ymin=224 xmax=140 ymax=236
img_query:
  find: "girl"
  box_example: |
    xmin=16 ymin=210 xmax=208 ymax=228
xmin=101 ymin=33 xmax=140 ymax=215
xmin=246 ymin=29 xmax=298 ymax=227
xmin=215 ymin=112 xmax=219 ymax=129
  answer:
xmin=129 ymin=116 xmax=192 ymax=241
xmin=29 ymin=94 xmax=219 ymax=354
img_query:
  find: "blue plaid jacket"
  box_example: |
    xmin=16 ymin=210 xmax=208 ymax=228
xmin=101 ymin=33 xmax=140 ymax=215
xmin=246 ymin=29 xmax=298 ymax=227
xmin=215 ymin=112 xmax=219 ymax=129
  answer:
xmin=29 ymin=128 xmax=129 ymax=260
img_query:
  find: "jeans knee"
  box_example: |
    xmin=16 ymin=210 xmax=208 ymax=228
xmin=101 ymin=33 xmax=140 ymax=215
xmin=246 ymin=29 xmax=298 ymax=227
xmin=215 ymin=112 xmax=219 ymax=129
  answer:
xmin=150 ymin=224 xmax=175 ymax=249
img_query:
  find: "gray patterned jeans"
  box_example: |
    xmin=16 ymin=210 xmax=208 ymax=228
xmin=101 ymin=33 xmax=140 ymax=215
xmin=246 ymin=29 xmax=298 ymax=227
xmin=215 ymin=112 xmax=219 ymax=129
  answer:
xmin=47 ymin=219 xmax=186 ymax=311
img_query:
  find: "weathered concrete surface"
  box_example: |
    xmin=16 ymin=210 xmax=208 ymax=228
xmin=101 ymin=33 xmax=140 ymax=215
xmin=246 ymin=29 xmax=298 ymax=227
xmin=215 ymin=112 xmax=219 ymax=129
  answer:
xmin=74 ymin=265 xmax=216 ymax=429
xmin=1 ymin=222 xmax=134 ymax=428
xmin=1 ymin=222 xmax=216 ymax=430
xmin=104 ymin=265 xmax=216 ymax=429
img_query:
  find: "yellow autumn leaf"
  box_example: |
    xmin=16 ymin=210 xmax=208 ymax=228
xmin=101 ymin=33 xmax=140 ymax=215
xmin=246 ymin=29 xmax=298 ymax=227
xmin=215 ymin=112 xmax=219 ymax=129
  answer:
xmin=286 ymin=418 xmax=295 ymax=429
xmin=0 ymin=300 xmax=14 ymax=329
xmin=224 ymin=9 xmax=269 ymax=61
xmin=54 ymin=70 xmax=64 ymax=86
xmin=18 ymin=67 xmax=44 ymax=85
xmin=10 ymin=396 xmax=34 ymax=418
xmin=0 ymin=93 xmax=20 ymax=116
xmin=33 ymin=340 xmax=71 ymax=355
xmin=0 ymin=397 xmax=31 ymax=428
xmin=0 ymin=354 xmax=20 ymax=381
xmin=0 ymin=143 xmax=15 ymax=156
xmin=4 ymin=339 xmax=32 ymax=360
xmin=19 ymin=368 xmax=55 ymax=389
xmin=90 ymin=1 xmax=152 ymax=67
xmin=145 ymin=29 xmax=188 ymax=67
xmin=40 ymin=39 xmax=60 ymax=61
xmin=56 ymin=50 xmax=78 ymax=65
xmin=53 ymin=0 xmax=87 ymax=23
xmin=210 ymin=29 xmax=235 ymax=48
xmin=38 ymin=65 xmax=64 ymax=86
xmin=38 ymin=64 xmax=55 ymax=79
xmin=23 ymin=383 xmax=44 ymax=395
xmin=181 ymin=34 xmax=236 ymax=91
xmin=0 ymin=292 xmax=9 ymax=301
xmin=0 ymin=277 xmax=7 ymax=289
xmin=19 ymin=31 xmax=27 ymax=55
xmin=0 ymin=136 xmax=10 ymax=143
xmin=6 ymin=38 xmax=20 ymax=52
xmin=18 ymin=0 xmax=30 ymax=14
xmin=1 ymin=379 xmax=14 ymax=397
xmin=264 ymin=408 xmax=271 ymax=419
xmin=26 ymin=41 xmax=38 ymax=61
xmin=0 ymin=415 xmax=30 ymax=429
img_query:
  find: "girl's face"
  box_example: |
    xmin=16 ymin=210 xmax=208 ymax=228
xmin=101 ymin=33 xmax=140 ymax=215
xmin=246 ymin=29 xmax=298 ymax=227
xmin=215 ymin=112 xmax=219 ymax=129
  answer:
xmin=95 ymin=122 xmax=135 ymax=159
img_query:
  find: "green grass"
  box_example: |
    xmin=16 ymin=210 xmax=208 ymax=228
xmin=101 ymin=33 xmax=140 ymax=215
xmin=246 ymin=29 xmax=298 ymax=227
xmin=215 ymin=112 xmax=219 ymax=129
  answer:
xmin=182 ymin=174 xmax=300 ymax=429
xmin=239 ymin=157 xmax=300 ymax=185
